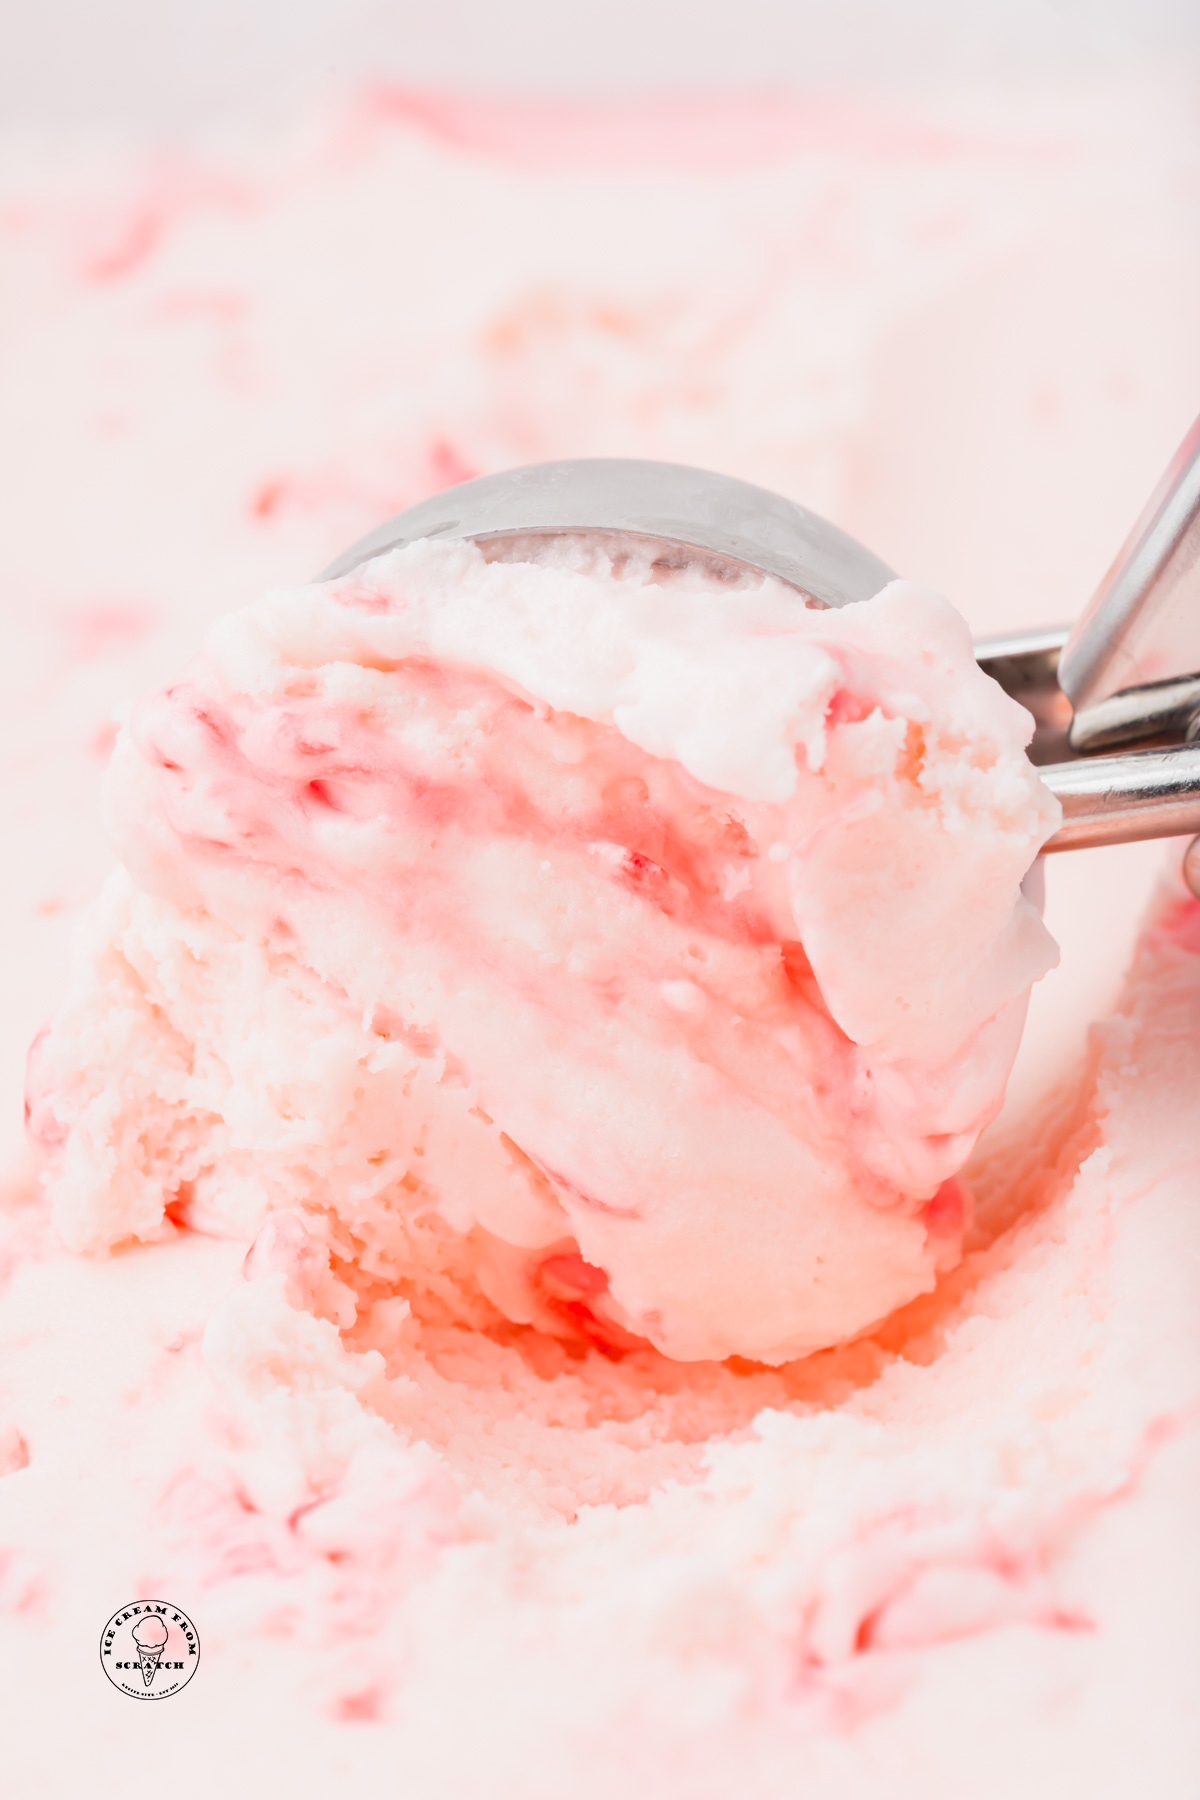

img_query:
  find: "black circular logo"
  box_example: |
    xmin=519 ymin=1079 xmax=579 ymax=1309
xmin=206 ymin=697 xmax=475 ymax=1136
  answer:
xmin=100 ymin=1601 xmax=200 ymax=1699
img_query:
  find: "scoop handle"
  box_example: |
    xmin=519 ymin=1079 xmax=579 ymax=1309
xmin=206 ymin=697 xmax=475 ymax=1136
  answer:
xmin=1039 ymin=743 xmax=1200 ymax=852
xmin=1057 ymin=413 xmax=1200 ymax=710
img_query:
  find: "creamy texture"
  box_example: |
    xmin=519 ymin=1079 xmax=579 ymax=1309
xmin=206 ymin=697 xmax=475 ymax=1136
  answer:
xmin=1 ymin=76 xmax=1199 ymax=1800
xmin=28 ymin=541 xmax=1057 ymax=1362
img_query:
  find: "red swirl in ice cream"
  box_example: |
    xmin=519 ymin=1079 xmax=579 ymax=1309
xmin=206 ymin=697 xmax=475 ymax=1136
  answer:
xmin=29 ymin=536 xmax=1058 ymax=1362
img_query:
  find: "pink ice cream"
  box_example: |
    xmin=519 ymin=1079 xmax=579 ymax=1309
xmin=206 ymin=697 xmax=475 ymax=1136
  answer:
xmin=2 ymin=71 xmax=1200 ymax=1800
xmin=28 ymin=540 xmax=1058 ymax=1363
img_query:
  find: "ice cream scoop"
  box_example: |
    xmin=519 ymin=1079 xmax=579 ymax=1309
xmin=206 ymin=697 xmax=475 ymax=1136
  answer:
xmin=30 ymin=530 xmax=1058 ymax=1361
xmin=323 ymin=429 xmax=1200 ymax=889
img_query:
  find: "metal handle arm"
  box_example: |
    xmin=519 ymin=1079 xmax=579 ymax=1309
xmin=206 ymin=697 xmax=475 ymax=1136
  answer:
xmin=1040 ymin=744 xmax=1200 ymax=852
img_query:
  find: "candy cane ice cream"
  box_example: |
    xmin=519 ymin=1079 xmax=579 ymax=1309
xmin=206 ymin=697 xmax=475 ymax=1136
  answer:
xmin=27 ymin=537 xmax=1058 ymax=1364
xmin=1 ymin=71 xmax=1199 ymax=1800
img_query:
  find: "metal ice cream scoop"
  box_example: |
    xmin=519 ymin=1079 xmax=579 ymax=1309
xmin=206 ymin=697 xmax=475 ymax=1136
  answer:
xmin=321 ymin=419 xmax=1200 ymax=896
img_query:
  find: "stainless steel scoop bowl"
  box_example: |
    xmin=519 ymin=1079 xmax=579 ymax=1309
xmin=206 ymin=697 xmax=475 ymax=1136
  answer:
xmin=322 ymin=458 xmax=897 ymax=609
xmin=321 ymin=424 xmax=1200 ymax=893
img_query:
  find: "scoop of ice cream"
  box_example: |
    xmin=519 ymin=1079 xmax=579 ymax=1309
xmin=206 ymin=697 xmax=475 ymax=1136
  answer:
xmin=28 ymin=536 xmax=1058 ymax=1362
xmin=131 ymin=1615 xmax=169 ymax=1650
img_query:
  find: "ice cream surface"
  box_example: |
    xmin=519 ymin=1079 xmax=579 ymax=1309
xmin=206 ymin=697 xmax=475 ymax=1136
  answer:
xmin=2 ymin=70 xmax=1200 ymax=1800
xmin=29 ymin=537 xmax=1058 ymax=1363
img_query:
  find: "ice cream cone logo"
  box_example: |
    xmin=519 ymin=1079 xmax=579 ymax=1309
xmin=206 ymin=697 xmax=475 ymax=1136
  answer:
xmin=100 ymin=1599 xmax=200 ymax=1700
xmin=132 ymin=1615 xmax=169 ymax=1686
